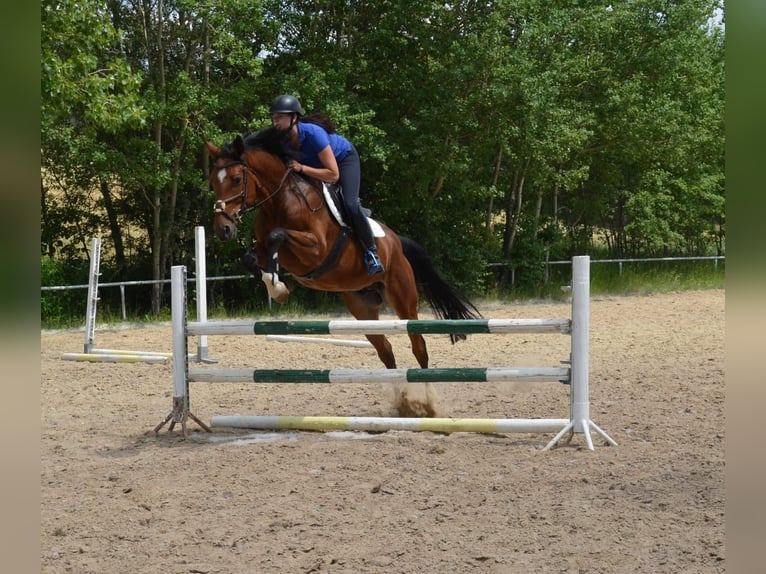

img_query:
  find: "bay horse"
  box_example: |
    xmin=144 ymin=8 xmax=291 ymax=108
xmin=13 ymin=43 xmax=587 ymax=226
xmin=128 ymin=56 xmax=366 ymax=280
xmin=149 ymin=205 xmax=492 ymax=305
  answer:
xmin=205 ymin=127 xmax=481 ymax=372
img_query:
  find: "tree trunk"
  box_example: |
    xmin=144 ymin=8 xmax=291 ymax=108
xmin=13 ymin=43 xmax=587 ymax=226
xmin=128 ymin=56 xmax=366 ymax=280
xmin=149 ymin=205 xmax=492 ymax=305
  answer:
xmin=151 ymin=188 xmax=162 ymax=316
xmin=150 ymin=0 xmax=166 ymax=316
xmin=508 ymin=172 xmax=524 ymax=255
xmin=430 ymin=175 xmax=445 ymax=199
xmin=159 ymin=127 xmax=187 ymax=299
xmin=99 ymin=178 xmax=126 ymax=274
xmin=41 ymin=179 xmax=55 ymax=258
xmin=503 ymin=165 xmax=527 ymax=258
xmin=485 ymin=147 xmax=502 ymax=237
xmin=532 ymin=188 xmax=543 ymax=241
xmin=499 ymin=160 xmax=527 ymax=288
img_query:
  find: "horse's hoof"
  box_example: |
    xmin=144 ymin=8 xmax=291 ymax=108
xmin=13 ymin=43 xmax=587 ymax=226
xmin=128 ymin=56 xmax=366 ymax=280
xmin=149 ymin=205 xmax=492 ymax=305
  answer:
xmin=262 ymin=273 xmax=290 ymax=302
xmin=273 ymin=284 xmax=290 ymax=303
xmin=242 ymin=251 xmax=260 ymax=274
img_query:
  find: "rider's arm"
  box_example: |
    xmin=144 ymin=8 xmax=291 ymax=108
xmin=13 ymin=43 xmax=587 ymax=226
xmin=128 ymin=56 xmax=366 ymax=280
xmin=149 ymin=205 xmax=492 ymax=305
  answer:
xmin=292 ymin=145 xmax=340 ymax=183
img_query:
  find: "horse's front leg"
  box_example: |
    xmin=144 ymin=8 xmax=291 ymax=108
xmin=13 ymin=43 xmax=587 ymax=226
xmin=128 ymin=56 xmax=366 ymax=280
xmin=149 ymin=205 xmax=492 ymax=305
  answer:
xmin=261 ymin=228 xmax=291 ymax=302
xmin=241 ymin=247 xmax=263 ymax=278
xmin=243 ymin=241 xmax=290 ymax=301
xmin=261 ymin=227 xmax=323 ymax=301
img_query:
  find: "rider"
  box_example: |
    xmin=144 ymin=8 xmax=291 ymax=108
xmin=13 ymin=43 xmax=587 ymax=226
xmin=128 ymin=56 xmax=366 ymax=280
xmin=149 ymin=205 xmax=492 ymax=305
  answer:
xmin=269 ymin=94 xmax=384 ymax=275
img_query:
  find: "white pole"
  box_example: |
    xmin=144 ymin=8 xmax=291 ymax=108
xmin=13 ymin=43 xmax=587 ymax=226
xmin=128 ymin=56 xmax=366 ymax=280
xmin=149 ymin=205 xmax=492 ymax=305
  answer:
xmin=194 ymin=226 xmax=209 ymax=361
xmin=543 ymin=255 xmax=617 ymax=450
xmin=265 ymin=335 xmax=374 ymax=348
xmin=570 ymin=255 xmax=590 ymax=431
xmin=171 ymin=265 xmax=189 ymax=421
xmin=156 ymin=264 xmax=210 ymax=434
xmin=83 ymin=237 xmax=101 ymax=353
xmin=211 ymin=415 xmax=570 ymax=434
xmin=62 ymin=352 xmax=167 ymax=364
xmin=120 ymin=285 xmax=126 ymax=320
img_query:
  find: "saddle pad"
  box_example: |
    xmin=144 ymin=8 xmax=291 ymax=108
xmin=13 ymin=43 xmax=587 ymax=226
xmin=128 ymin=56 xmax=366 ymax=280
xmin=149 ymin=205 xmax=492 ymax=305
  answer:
xmin=322 ymin=182 xmax=385 ymax=237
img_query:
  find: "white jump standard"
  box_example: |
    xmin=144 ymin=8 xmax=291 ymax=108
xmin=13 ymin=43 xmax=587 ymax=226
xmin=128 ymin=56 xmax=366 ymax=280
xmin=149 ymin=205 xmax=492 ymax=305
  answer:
xmin=60 ymin=228 xmax=216 ymax=364
xmin=156 ymin=256 xmax=616 ymax=450
xmin=57 ymin=237 xmax=170 ymax=364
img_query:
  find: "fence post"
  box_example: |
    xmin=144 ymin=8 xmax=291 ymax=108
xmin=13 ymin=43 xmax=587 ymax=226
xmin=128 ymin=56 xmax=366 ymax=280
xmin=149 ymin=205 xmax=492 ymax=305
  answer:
xmin=194 ymin=226 xmax=209 ymax=361
xmin=83 ymin=237 xmax=101 ymax=353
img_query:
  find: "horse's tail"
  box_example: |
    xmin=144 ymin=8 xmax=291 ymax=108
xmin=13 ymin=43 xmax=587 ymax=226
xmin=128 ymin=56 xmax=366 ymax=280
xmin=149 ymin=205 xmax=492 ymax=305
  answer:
xmin=399 ymin=235 xmax=482 ymax=343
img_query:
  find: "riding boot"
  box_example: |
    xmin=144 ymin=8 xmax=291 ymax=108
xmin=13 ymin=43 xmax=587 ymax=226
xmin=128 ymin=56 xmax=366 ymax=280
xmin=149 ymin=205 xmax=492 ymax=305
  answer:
xmin=350 ymin=208 xmax=384 ymax=275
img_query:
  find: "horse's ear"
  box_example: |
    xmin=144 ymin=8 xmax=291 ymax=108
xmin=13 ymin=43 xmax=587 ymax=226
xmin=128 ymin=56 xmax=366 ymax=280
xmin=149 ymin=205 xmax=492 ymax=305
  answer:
xmin=205 ymin=141 xmax=220 ymax=158
xmin=233 ymin=135 xmax=245 ymax=156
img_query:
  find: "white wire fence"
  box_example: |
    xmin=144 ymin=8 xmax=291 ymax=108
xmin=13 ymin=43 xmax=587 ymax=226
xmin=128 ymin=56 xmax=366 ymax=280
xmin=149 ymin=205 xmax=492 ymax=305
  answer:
xmin=42 ymin=255 xmax=725 ymax=320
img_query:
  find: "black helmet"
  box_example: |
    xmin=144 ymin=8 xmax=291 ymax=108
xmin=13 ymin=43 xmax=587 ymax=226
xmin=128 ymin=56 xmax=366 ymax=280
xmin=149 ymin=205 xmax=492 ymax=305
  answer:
xmin=270 ymin=94 xmax=302 ymax=115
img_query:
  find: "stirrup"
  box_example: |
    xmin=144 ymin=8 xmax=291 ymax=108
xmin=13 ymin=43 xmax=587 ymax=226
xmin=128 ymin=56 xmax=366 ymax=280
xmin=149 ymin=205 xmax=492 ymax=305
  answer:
xmin=364 ymin=250 xmax=384 ymax=275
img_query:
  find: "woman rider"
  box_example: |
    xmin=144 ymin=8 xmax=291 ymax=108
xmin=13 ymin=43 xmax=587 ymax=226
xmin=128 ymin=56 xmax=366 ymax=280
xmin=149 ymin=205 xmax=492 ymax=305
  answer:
xmin=269 ymin=94 xmax=384 ymax=275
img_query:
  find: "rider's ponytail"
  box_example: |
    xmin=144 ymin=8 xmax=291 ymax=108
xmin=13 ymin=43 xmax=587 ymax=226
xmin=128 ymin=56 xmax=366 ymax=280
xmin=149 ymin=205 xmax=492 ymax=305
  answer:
xmin=301 ymin=112 xmax=337 ymax=134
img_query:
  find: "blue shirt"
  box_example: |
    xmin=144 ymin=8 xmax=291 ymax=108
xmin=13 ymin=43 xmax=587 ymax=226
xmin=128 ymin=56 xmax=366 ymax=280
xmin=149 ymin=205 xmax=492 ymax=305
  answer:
xmin=297 ymin=122 xmax=353 ymax=168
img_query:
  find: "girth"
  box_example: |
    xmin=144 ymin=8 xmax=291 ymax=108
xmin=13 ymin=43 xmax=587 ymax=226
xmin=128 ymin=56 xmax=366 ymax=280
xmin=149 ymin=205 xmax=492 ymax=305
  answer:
xmin=297 ymin=227 xmax=351 ymax=281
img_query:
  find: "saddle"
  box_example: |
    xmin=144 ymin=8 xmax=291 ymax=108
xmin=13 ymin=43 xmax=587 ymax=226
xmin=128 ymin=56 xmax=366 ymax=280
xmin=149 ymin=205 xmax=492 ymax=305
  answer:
xmin=291 ymin=182 xmax=383 ymax=281
xmin=322 ymin=182 xmax=383 ymax=237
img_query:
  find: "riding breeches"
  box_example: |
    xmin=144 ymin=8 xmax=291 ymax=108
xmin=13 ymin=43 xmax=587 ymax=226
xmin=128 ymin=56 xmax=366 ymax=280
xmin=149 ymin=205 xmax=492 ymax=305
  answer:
xmin=338 ymin=146 xmax=376 ymax=251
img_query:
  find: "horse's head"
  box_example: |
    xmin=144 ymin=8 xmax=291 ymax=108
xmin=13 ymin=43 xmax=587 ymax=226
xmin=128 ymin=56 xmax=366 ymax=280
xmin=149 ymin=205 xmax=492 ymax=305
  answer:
xmin=206 ymin=135 xmax=254 ymax=241
xmin=206 ymin=128 xmax=298 ymax=242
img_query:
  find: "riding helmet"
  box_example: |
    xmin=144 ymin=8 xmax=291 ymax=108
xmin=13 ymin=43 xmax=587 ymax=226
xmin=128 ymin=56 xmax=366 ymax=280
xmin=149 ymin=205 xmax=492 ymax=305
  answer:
xmin=270 ymin=94 xmax=303 ymax=115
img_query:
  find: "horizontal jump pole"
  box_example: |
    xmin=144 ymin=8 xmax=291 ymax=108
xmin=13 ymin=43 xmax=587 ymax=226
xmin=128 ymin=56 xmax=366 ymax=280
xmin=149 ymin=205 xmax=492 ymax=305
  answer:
xmin=90 ymin=348 xmax=173 ymax=358
xmin=210 ymin=415 xmax=570 ymax=434
xmin=188 ymin=367 xmax=570 ymax=384
xmin=265 ymin=334 xmax=373 ymax=348
xmin=62 ymin=352 xmax=168 ymax=364
xmin=188 ymin=318 xmax=571 ymax=337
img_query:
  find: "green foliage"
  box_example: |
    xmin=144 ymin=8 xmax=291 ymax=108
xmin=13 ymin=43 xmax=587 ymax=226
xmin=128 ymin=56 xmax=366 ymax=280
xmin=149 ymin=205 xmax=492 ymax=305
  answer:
xmin=41 ymin=0 xmax=725 ymax=319
xmin=40 ymin=256 xmax=89 ymax=328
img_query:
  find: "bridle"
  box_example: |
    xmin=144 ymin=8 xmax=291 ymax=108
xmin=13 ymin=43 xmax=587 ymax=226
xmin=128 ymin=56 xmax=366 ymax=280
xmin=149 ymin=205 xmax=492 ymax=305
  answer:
xmin=213 ymin=160 xmax=293 ymax=223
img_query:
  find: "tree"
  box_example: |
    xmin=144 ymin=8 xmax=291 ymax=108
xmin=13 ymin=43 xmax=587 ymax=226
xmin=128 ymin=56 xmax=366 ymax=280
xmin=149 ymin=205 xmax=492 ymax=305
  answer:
xmin=41 ymin=0 xmax=145 ymax=262
xmin=42 ymin=0 xmax=281 ymax=313
xmin=42 ymin=0 xmax=725 ymax=312
xmin=574 ymin=0 xmax=725 ymax=256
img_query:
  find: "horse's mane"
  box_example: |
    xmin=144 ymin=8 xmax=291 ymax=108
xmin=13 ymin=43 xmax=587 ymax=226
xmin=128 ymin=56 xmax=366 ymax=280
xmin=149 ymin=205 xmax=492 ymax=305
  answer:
xmin=219 ymin=127 xmax=303 ymax=163
xmin=246 ymin=127 xmax=303 ymax=162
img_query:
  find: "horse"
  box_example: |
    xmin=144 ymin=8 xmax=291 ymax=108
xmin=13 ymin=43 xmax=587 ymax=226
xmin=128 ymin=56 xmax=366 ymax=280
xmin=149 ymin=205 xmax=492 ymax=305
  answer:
xmin=205 ymin=127 xmax=481 ymax=375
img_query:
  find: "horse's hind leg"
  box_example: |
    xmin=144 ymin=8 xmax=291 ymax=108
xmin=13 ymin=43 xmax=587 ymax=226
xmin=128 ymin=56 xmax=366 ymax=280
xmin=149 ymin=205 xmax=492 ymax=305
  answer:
xmin=407 ymin=334 xmax=428 ymax=369
xmin=383 ymin=262 xmax=429 ymax=368
xmin=341 ymin=290 xmax=397 ymax=369
xmin=381 ymin=266 xmax=439 ymax=416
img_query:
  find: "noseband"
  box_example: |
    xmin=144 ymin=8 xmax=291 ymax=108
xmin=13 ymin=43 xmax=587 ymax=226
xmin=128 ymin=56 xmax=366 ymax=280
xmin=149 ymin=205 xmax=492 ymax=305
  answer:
xmin=213 ymin=160 xmax=293 ymax=223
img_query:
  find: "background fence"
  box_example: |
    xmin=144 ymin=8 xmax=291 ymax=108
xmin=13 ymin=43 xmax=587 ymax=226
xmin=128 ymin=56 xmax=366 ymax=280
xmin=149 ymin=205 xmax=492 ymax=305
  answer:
xmin=41 ymin=256 xmax=725 ymax=322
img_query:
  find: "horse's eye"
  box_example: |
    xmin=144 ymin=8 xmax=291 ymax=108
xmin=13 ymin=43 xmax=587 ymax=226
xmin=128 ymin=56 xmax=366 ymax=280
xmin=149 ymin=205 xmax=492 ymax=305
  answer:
xmin=232 ymin=175 xmax=242 ymax=185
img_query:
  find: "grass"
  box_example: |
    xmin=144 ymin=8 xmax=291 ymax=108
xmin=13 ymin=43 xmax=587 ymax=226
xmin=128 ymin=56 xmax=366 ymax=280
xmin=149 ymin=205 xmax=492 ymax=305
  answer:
xmin=478 ymin=259 xmax=725 ymax=304
xmin=589 ymin=259 xmax=725 ymax=296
